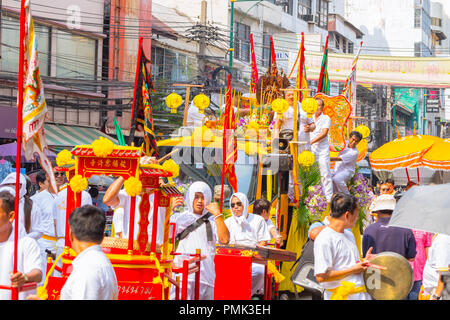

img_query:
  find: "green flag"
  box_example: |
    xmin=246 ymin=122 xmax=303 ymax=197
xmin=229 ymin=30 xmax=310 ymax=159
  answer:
xmin=113 ymin=117 xmax=126 ymax=146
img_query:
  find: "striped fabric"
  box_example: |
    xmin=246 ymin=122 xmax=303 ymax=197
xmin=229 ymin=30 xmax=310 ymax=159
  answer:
xmin=44 ymin=123 xmax=118 ymax=152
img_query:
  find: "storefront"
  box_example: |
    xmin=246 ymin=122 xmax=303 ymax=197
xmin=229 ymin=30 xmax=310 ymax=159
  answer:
xmin=393 ymin=88 xmax=419 ymax=136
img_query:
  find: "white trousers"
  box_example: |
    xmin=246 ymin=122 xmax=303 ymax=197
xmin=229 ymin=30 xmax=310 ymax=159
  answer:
xmin=314 ymin=152 xmax=333 ymax=201
xmin=332 ymin=169 xmax=353 ymax=194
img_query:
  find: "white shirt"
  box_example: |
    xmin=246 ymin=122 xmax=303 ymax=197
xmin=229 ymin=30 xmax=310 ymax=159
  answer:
xmin=225 ymin=213 xmax=271 ymax=247
xmin=53 ymin=188 xmax=92 ymax=242
xmin=422 ymin=234 xmax=450 ymax=292
xmin=60 ymin=245 xmax=118 ymax=300
xmin=186 ymin=103 xmax=206 ymax=127
xmin=0 ymin=227 xmax=42 ymax=300
xmin=114 ymin=190 xmax=165 ymax=244
xmin=333 ymin=145 xmax=359 ymax=177
xmin=314 ymin=226 xmax=371 ymax=300
xmin=31 ymin=190 xmax=56 ymax=237
xmin=310 ymin=114 xmax=331 ymax=155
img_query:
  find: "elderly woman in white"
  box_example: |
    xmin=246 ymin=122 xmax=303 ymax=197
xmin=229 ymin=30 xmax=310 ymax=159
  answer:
xmin=170 ymin=181 xmax=229 ymax=300
xmin=224 ymin=192 xmax=271 ymax=297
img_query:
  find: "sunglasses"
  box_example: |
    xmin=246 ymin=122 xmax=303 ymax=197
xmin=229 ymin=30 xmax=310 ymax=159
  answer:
xmin=231 ymin=202 xmax=243 ymax=208
xmin=54 ymin=172 xmax=65 ymax=177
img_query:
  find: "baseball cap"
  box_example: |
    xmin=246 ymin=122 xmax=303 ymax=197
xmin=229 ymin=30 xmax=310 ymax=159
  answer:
xmin=371 ymin=194 xmax=396 ymax=212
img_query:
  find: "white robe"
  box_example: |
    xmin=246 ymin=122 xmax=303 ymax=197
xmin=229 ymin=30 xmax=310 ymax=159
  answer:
xmin=332 ymin=145 xmax=359 ymax=194
xmin=310 ymin=113 xmax=333 ymax=201
xmin=226 ymin=193 xmax=271 ymax=296
xmin=170 ymin=181 xmax=217 ymax=300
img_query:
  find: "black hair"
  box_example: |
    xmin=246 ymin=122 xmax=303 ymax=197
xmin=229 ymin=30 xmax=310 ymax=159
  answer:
xmin=315 ymin=97 xmax=324 ymax=107
xmin=253 ymin=198 xmax=271 ymax=215
xmin=330 ymin=193 xmax=358 ymax=218
xmin=88 ymin=186 xmax=99 ymax=199
xmin=375 ymin=209 xmax=394 ymax=215
xmin=35 ymin=170 xmax=47 ymax=187
xmin=0 ymin=191 xmax=15 ymax=214
xmin=385 ymin=178 xmax=395 ymax=186
xmin=349 ymin=131 xmax=363 ymax=142
xmin=68 ymin=205 xmax=106 ymax=243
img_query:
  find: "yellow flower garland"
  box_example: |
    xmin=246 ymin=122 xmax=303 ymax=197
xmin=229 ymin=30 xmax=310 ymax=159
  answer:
xmin=124 ymin=176 xmax=142 ymax=197
xmin=91 ymin=137 xmax=115 ymax=158
xmin=56 ymin=149 xmax=75 ymax=167
xmin=69 ymin=175 xmax=88 ymax=193
xmin=298 ymin=151 xmax=315 ymax=168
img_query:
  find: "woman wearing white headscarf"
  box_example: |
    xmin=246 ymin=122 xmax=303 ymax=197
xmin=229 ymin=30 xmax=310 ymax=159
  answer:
xmin=170 ymin=181 xmax=229 ymax=300
xmin=224 ymin=192 xmax=271 ymax=296
xmin=0 ymin=173 xmax=44 ymax=241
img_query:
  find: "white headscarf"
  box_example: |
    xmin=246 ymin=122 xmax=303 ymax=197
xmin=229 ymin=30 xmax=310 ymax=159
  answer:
xmin=229 ymin=192 xmax=250 ymax=226
xmin=185 ymin=181 xmax=212 ymax=216
xmin=0 ymin=173 xmax=26 ymax=199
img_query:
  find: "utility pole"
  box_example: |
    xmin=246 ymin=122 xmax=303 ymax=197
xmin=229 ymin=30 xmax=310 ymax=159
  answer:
xmin=198 ymin=0 xmax=207 ymax=75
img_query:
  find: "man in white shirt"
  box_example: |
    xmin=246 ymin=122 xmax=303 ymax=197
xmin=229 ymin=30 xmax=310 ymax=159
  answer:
xmin=186 ymin=101 xmax=206 ymax=127
xmin=60 ymin=205 xmax=118 ymax=300
xmin=170 ymin=181 xmax=230 ymax=300
xmin=225 ymin=192 xmax=271 ymax=297
xmin=422 ymin=234 xmax=450 ymax=298
xmin=310 ymin=98 xmax=333 ymax=202
xmin=0 ymin=190 xmax=42 ymax=300
xmin=0 ymin=173 xmax=44 ymax=241
xmin=331 ymin=131 xmax=363 ymax=194
xmin=314 ymin=193 xmax=374 ymax=300
xmin=31 ymin=170 xmax=57 ymax=285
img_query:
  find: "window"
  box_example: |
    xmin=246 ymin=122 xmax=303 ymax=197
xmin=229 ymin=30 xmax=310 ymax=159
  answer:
xmin=281 ymin=0 xmax=294 ymax=15
xmin=316 ymin=0 xmax=329 ymax=29
xmin=1 ymin=15 xmax=50 ymax=76
xmin=262 ymin=34 xmax=271 ymax=68
xmin=150 ymin=46 xmax=195 ymax=82
xmin=431 ymin=17 xmax=442 ymax=27
xmin=235 ymin=22 xmax=251 ymax=62
xmin=414 ymin=42 xmax=422 ymax=57
xmin=415 ymin=8 xmax=421 ymax=28
xmin=56 ymin=30 xmax=97 ymax=80
xmin=298 ymin=0 xmax=313 ymax=22
xmin=348 ymin=41 xmax=354 ymax=54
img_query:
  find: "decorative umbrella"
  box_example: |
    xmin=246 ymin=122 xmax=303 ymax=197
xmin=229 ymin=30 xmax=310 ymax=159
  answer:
xmin=389 ymin=184 xmax=450 ymax=236
xmin=411 ymin=138 xmax=450 ymax=171
xmin=369 ymin=135 xmax=440 ymax=171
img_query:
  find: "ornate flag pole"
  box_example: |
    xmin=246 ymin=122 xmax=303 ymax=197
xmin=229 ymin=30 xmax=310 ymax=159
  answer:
xmin=12 ymin=0 xmax=26 ymax=300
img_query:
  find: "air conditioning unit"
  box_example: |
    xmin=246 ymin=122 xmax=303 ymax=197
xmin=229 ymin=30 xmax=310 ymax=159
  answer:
xmin=300 ymin=14 xmax=314 ymax=22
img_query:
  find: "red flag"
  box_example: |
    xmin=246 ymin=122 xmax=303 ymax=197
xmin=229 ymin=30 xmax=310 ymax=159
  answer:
xmin=250 ymin=34 xmax=258 ymax=93
xmin=270 ymin=36 xmax=276 ymax=66
xmin=220 ymin=75 xmax=238 ymax=212
xmin=296 ymin=33 xmax=309 ymax=101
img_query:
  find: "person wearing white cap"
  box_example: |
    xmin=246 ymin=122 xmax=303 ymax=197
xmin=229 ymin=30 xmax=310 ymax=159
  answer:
xmin=170 ymin=181 xmax=230 ymax=300
xmin=224 ymin=192 xmax=271 ymax=297
xmin=362 ymin=194 xmax=416 ymax=260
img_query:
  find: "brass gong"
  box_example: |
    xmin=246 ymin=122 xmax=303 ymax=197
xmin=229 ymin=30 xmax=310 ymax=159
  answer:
xmin=363 ymin=252 xmax=414 ymax=300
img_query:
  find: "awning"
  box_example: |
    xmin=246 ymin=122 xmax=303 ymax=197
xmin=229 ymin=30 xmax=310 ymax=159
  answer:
xmin=393 ymin=88 xmax=418 ymax=114
xmin=44 ymin=123 xmax=118 ymax=153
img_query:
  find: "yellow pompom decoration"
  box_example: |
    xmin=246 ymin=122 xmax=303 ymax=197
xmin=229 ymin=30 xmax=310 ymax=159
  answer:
xmin=355 ymin=125 xmax=371 ymax=139
xmin=271 ymin=98 xmax=289 ymax=119
xmin=69 ymin=175 xmax=88 ymax=193
xmin=36 ymin=286 xmax=48 ymax=300
xmin=193 ymin=94 xmax=210 ymax=114
xmin=301 ymin=97 xmax=319 ymax=118
xmin=165 ymin=92 xmax=183 ymax=114
xmin=247 ymin=119 xmax=260 ymax=131
xmin=91 ymin=137 xmax=115 ymax=158
xmin=162 ymin=159 xmax=179 ymax=178
xmin=298 ymin=150 xmax=315 ymax=168
xmin=56 ymin=149 xmax=75 ymax=167
xmin=124 ymin=176 xmax=142 ymax=197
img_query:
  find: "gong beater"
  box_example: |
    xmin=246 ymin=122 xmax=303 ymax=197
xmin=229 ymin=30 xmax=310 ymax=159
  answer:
xmin=363 ymin=252 xmax=414 ymax=300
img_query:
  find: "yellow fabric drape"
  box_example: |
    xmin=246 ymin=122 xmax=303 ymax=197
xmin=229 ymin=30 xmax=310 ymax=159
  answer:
xmin=328 ymin=281 xmax=367 ymax=300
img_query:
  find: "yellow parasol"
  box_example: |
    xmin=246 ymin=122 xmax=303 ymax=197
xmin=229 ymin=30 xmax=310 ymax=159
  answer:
xmin=411 ymin=138 xmax=450 ymax=171
xmin=369 ymin=134 xmax=440 ymax=171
